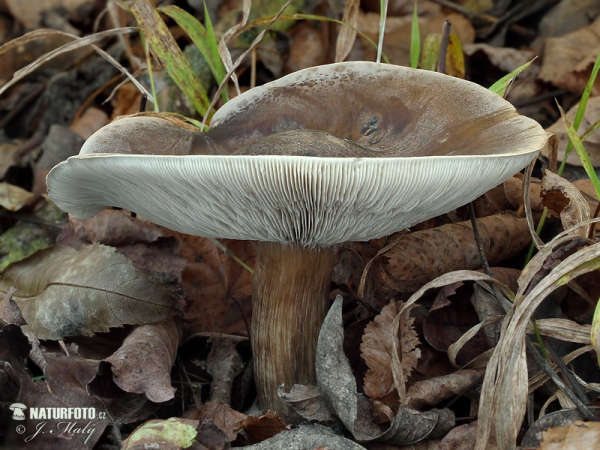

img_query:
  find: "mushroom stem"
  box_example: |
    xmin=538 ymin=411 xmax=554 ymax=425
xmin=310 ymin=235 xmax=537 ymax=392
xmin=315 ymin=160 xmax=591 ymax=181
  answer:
xmin=252 ymin=242 xmax=336 ymax=414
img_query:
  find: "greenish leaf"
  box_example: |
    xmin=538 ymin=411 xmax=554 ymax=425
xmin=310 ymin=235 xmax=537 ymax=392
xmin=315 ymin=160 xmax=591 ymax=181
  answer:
xmin=129 ymin=0 xmax=211 ymax=116
xmin=410 ymin=1 xmax=420 ymax=69
xmin=489 ymin=58 xmax=535 ymax=97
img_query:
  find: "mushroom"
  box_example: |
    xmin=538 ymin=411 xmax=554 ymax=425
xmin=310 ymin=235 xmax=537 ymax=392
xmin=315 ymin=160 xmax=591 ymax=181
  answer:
xmin=46 ymin=62 xmax=547 ymax=415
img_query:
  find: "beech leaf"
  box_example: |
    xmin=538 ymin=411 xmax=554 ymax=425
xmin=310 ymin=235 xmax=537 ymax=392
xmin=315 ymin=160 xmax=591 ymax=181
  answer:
xmin=0 ymin=244 xmax=179 ymax=340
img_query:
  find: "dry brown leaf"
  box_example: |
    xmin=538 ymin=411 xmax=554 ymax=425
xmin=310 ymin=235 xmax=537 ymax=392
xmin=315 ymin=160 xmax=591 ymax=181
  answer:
xmin=539 ymin=421 xmax=600 ymax=449
xmin=424 ymin=283 xmax=490 ymax=365
xmin=405 ymin=369 xmax=483 ymax=410
xmin=438 ymin=422 xmax=480 ymax=450
xmin=317 ymin=298 xmax=454 ymax=444
xmin=0 ymin=287 xmax=25 ymax=326
xmin=539 ymin=17 xmax=600 ymax=96
xmin=169 ymin=234 xmax=254 ymax=336
xmin=105 ymin=320 xmax=182 ymax=402
xmin=475 ymin=239 xmax=600 ymax=449
xmin=70 ymin=107 xmax=110 ymax=140
xmin=473 ymin=175 xmax=543 ymax=217
xmin=285 ymin=22 xmax=327 ymax=73
xmin=537 ymin=0 xmax=600 ymax=41
xmin=357 ymin=11 xmax=475 ymax=67
xmin=67 ymin=210 xmax=167 ymax=247
xmin=279 ymin=384 xmax=333 ymax=422
xmin=5 ymin=0 xmax=91 ymax=28
xmin=335 ymin=0 xmax=359 ymax=63
xmin=361 ymin=300 xmax=420 ymax=403
xmin=542 ymin=171 xmax=591 ymax=235
xmin=0 ymin=182 xmax=36 ymax=211
xmin=545 ymin=96 xmax=600 ymax=166
xmin=0 ymin=244 xmax=180 ymax=340
xmin=376 ymin=213 xmax=531 ymax=294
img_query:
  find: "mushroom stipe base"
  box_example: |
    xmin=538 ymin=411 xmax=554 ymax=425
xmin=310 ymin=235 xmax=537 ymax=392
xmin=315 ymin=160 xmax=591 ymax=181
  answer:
xmin=252 ymin=242 xmax=337 ymax=414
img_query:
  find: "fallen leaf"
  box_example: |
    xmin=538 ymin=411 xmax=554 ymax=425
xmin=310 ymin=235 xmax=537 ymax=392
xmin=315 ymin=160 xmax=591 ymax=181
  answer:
xmin=538 ymin=17 xmax=600 ymax=96
xmin=104 ymin=320 xmax=182 ymax=402
xmin=238 ymin=424 xmax=365 ymax=450
xmin=361 ymin=300 xmax=420 ymax=402
xmin=122 ymin=417 xmax=198 ymax=450
xmin=542 ymin=171 xmax=591 ymax=236
xmin=317 ymin=297 xmax=454 ymax=444
xmin=279 ymin=384 xmax=333 ymax=422
xmin=0 ymin=182 xmax=35 ymax=211
xmin=539 ymin=421 xmax=600 ymax=449
xmin=405 ymin=369 xmax=483 ymax=410
xmin=1 ymin=244 xmax=180 ymax=340
xmin=376 ymin=213 xmax=531 ymax=294
xmin=5 ymin=0 xmax=91 ymax=28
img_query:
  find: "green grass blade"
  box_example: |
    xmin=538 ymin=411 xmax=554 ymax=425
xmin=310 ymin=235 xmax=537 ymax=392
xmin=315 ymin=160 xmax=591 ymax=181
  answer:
xmin=558 ymin=54 xmax=600 ymax=175
xmin=488 ymin=58 xmax=536 ymax=97
xmin=410 ymin=1 xmax=420 ymax=69
xmin=557 ymin=101 xmax=600 ymax=200
xmin=129 ymin=0 xmax=211 ymax=116
xmin=159 ymin=4 xmax=228 ymax=103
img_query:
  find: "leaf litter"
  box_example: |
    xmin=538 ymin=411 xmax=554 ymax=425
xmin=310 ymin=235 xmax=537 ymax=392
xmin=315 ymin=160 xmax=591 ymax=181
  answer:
xmin=1 ymin=0 xmax=600 ymax=448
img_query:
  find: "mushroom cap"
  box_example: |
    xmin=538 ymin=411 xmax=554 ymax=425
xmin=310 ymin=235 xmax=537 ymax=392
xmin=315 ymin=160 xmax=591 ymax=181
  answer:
xmin=47 ymin=62 xmax=548 ymax=247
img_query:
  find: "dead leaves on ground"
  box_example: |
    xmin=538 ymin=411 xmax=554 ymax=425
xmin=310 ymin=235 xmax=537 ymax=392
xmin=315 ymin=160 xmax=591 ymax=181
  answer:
xmin=1 ymin=0 xmax=600 ymax=448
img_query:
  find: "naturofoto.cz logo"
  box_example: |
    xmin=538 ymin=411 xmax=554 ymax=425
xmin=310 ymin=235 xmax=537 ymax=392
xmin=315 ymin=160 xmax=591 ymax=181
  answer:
xmin=8 ymin=403 xmax=101 ymax=444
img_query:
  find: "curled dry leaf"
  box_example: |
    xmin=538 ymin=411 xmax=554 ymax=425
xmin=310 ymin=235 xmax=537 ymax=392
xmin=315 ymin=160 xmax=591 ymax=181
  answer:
xmin=0 ymin=182 xmax=36 ymax=211
xmin=539 ymin=16 xmax=600 ymax=96
xmin=472 ymin=175 xmax=543 ymax=217
xmin=317 ymin=298 xmax=454 ymax=445
xmin=542 ymin=171 xmax=591 ymax=236
xmin=193 ymin=400 xmax=288 ymax=444
xmin=376 ymin=213 xmax=531 ymax=294
xmin=67 ymin=210 xmax=165 ymax=246
xmin=361 ymin=300 xmax=420 ymax=403
xmin=539 ymin=420 xmax=600 ymax=449
xmin=424 ymin=283 xmax=490 ymax=366
xmin=121 ymin=417 xmax=198 ymax=450
xmin=0 ymin=244 xmax=180 ymax=340
xmin=335 ymin=0 xmax=359 ymax=63
xmin=279 ymin=383 xmax=333 ymax=422
xmin=476 ymin=240 xmax=600 ymax=449
xmin=405 ymin=369 xmax=483 ymax=410
xmin=105 ymin=319 xmax=182 ymax=403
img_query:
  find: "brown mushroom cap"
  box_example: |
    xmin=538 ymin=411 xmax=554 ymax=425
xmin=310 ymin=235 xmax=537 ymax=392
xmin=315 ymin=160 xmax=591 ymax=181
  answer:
xmin=47 ymin=62 xmax=548 ymax=247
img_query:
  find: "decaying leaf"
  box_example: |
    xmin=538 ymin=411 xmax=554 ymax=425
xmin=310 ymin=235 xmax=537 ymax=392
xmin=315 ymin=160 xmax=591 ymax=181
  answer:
xmin=238 ymin=424 xmax=365 ymax=450
xmin=104 ymin=319 xmax=182 ymax=402
xmin=279 ymin=383 xmax=333 ymax=422
xmin=0 ymin=182 xmax=35 ymax=211
xmin=0 ymin=244 xmax=180 ymax=340
xmin=376 ymin=213 xmax=531 ymax=294
xmin=122 ymin=417 xmax=198 ymax=450
xmin=405 ymin=369 xmax=483 ymax=410
xmin=542 ymin=171 xmax=591 ymax=236
xmin=335 ymin=0 xmax=359 ymax=63
xmin=361 ymin=300 xmax=420 ymax=402
xmin=191 ymin=400 xmax=288 ymax=445
xmin=317 ymin=298 xmax=454 ymax=444
xmin=539 ymin=16 xmax=600 ymax=96
xmin=472 ymin=175 xmax=543 ymax=217
xmin=476 ymin=238 xmax=600 ymax=449
xmin=539 ymin=420 xmax=600 ymax=449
